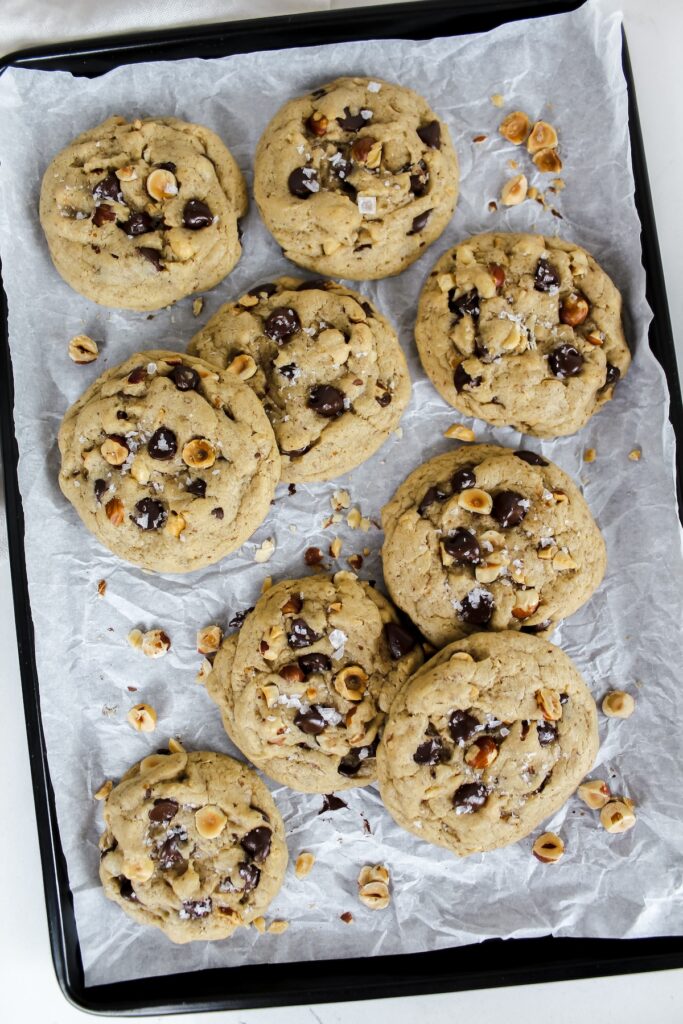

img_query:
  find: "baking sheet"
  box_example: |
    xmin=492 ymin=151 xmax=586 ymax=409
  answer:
xmin=0 ymin=0 xmax=682 ymax=988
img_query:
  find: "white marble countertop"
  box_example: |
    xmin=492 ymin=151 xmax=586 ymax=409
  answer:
xmin=1 ymin=1 xmax=681 ymax=1020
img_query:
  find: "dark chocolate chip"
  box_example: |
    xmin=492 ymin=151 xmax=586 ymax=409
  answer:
xmin=459 ymin=588 xmax=494 ymax=625
xmin=337 ymin=752 xmax=362 ymax=777
xmin=319 ymin=793 xmax=348 ymax=813
xmin=453 ymin=781 xmax=488 ymax=814
xmin=443 ymin=527 xmax=481 ymax=565
xmin=228 ymin=606 xmax=253 ymax=629
xmin=186 ymin=478 xmax=207 ymax=498
xmin=281 ymin=445 xmax=312 ymax=459
xmin=492 ymin=490 xmax=529 ymax=528
xmin=384 ymin=621 xmax=416 ymax=660
xmin=560 ymin=693 xmax=569 ymax=705
xmin=156 ymin=161 xmax=177 ymax=173
xmin=408 ymin=209 xmax=432 ymax=235
xmin=514 ymin=450 xmax=548 ymax=467
xmin=288 ymin=167 xmax=319 ymax=198
xmin=448 ymin=709 xmax=480 ymax=744
xmin=149 ymin=798 xmax=179 ymax=823
xmin=605 ymin=363 xmax=620 ymax=387
xmin=240 ymin=826 xmax=272 ymax=862
xmin=92 ymin=204 xmax=116 ymax=227
xmin=139 ymin=247 xmax=164 ymax=271
xmin=94 ymin=479 xmax=107 ymax=503
xmin=311 ymin=88 xmax=327 ymax=100
xmin=127 ymin=365 xmax=147 ymax=384
xmin=211 ymin=507 xmax=224 ymax=519
xmin=288 ymin=483 xmax=297 ymax=495
xmin=448 ymin=287 xmax=480 ymax=322
xmin=93 ymin=174 xmax=123 ymax=203
xmin=147 ymin=426 xmax=177 ymax=460
xmin=118 ymin=876 xmax=138 ymax=901
xmin=170 ymin=364 xmax=199 ymax=391
xmin=131 ymin=497 xmax=167 ymax=531
xmin=534 ymin=258 xmax=560 ymax=292
xmin=360 ymin=301 xmax=374 ymax=318
xmin=537 ymin=721 xmax=558 ymax=746
xmin=331 ymin=158 xmax=353 ymax=182
xmin=376 ymin=391 xmax=392 ymax=407
xmin=417 ymin=120 xmax=441 ymax=149
xmin=410 ymin=163 xmax=429 ymax=196
xmin=158 ymin=836 xmax=184 ymax=870
xmin=299 ymin=652 xmax=332 ymax=675
xmin=248 ymin=282 xmax=278 ymax=298
xmin=118 ymin=211 xmax=155 ymax=236
xmin=451 ymin=466 xmax=477 ymax=492
xmin=454 ymin=363 xmax=482 ymax=393
xmin=294 ymin=704 xmax=327 ymax=735
xmin=413 ymin=736 xmax=444 ymax=765
xmin=520 ymin=720 xmax=531 ymax=740
xmin=264 ymin=307 xmax=301 ymax=342
xmin=337 ymin=107 xmax=368 ymax=131
xmin=418 ymin=484 xmax=449 ymax=516
xmin=549 ymin=343 xmax=583 ymax=378
xmin=297 ymin=278 xmax=328 ymax=291
xmin=520 ymin=619 xmax=552 ymax=635
xmin=239 ymin=862 xmax=261 ymax=893
xmin=182 ymin=898 xmax=213 ymax=919
xmin=183 ymin=199 xmax=213 ymax=229
xmin=308 ymin=384 xmax=345 ymax=418
xmin=287 ymin=618 xmax=322 ymax=649
xmin=116 ymin=410 xmax=129 ymax=420
xmin=278 ymin=363 xmax=299 ymax=380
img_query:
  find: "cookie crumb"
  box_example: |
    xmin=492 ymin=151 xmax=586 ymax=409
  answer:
xmin=331 ymin=489 xmax=351 ymax=511
xmin=252 ymin=916 xmax=266 ymax=933
xmin=192 ymin=297 xmax=204 ymax=317
xmin=490 ymin=93 xmax=504 ymax=108
xmin=93 ymin=780 xmax=113 ymax=800
xmin=261 ymin=576 xmax=273 ymax=593
xmin=340 ymin=911 xmax=354 ymax=924
xmin=295 ymin=852 xmax=315 ymax=878
xmin=583 ymin=448 xmax=597 ymax=463
xmin=267 ymin=919 xmax=289 ymax=934
xmin=197 ymin=624 xmax=223 ymax=654
xmin=628 ymin=448 xmax=641 ymax=461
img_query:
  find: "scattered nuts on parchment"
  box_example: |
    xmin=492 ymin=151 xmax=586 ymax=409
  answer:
xmin=127 ymin=703 xmax=157 ymax=732
xmin=578 ymin=779 xmax=611 ymax=809
xmin=97 ymin=579 xmax=107 ymax=597
xmin=583 ymin=448 xmax=597 ymax=463
xmin=197 ymin=624 xmax=223 ymax=655
xmin=629 ymin=449 xmax=642 ymax=461
xmin=267 ymin=920 xmax=289 ymax=934
xmin=532 ymin=832 xmax=565 ymax=863
xmin=340 ymin=911 xmax=354 ymax=924
xmin=129 ymin=628 xmax=172 ymax=658
xmin=329 ymin=537 xmax=343 ymax=559
xmin=68 ymin=334 xmax=99 ymax=363
xmin=444 ymin=423 xmax=476 ymax=442
xmin=499 ymin=110 xmax=531 ymax=145
xmin=168 ymin=737 xmax=185 ymax=753
xmin=295 ymin=852 xmax=315 ymax=879
xmin=501 ymin=173 xmax=528 ymax=206
xmin=93 ymin=779 xmax=113 ymax=801
xmin=192 ymin=298 xmax=204 ymax=317
xmin=254 ymin=537 xmax=275 ymax=563
xmin=527 ymin=120 xmax=558 ymax=154
xmin=331 ymin=489 xmax=351 ymax=511
xmin=357 ymin=864 xmax=391 ymax=910
xmin=600 ymin=797 xmax=636 ymax=834
xmin=602 ymin=690 xmax=635 ymax=718
xmin=252 ymin=917 xmax=266 ymax=934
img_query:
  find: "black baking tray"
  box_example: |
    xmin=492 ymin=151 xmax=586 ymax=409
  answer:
xmin=1 ymin=0 xmax=682 ymax=1014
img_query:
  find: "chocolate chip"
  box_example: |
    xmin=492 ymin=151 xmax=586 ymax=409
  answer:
xmin=360 ymin=301 xmax=374 ymax=318
xmin=127 ymin=366 xmax=147 ymax=384
xmin=319 ymin=793 xmax=348 ymax=813
xmin=116 ymin=410 xmax=129 ymax=420
xmin=311 ymin=87 xmax=327 ymax=100
xmin=228 ymin=606 xmax=253 ymax=628
xmin=413 ymin=736 xmax=444 ymax=765
xmin=239 ymin=862 xmax=261 ymax=893
xmin=240 ymin=826 xmax=272 ymax=862
xmin=148 ymin=426 xmax=177 ymax=460
xmin=170 ymin=364 xmax=199 ymax=391
xmin=454 ymin=363 xmax=482 ymax=393
xmin=299 ymin=652 xmax=332 ymax=675
xmin=297 ymin=278 xmax=328 ymax=291
xmin=93 ymin=174 xmax=123 ymax=203
xmin=448 ymin=287 xmax=480 ymax=322
xmin=417 ymin=120 xmax=441 ymax=149
xmin=337 ymin=107 xmax=367 ymax=131
xmin=549 ymin=344 xmax=583 ymax=378
xmin=443 ymin=527 xmax=481 ymax=565
xmin=453 ymin=781 xmax=488 ymax=814
xmin=118 ymin=211 xmax=155 ymax=236
xmin=384 ymin=621 xmax=416 ymax=660
xmin=118 ymin=876 xmax=138 ymax=901
xmin=308 ymin=384 xmax=345 ymax=418
xmin=410 ymin=163 xmax=429 ymax=196
xmin=560 ymin=693 xmax=569 ymax=705
xmin=248 ymin=282 xmax=278 ymax=298
xmin=158 ymin=836 xmax=184 ymax=870
xmin=182 ymin=898 xmax=212 ymax=919
xmin=448 ymin=709 xmax=479 ymax=744
xmin=264 ymin=307 xmax=301 ymax=343
xmin=331 ymin=158 xmax=353 ymax=183
xmin=294 ymin=704 xmax=327 ymax=735
xmin=287 ymin=618 xmax=321 ymax=649
xmin=131 ymin=497 xmax=167 ymax=531
xmin=337 ymin=752 xmax=362 ymax=776
xmin=139 ymin=247 xmax=164 ymax=271
xmin=520 ymin=720 xmax=531 ymax=740
xmin=92 ymin=204 xmax=116 ymax=227
xmin=417 ymin=484 xmax=449 ymax=516
xmin=376 ymin=391 xmax=392 ymax=407
xmin=149 ymin=798 xmax=179 ymax=823
xmin=278 ymin=363 xmax=298 ymax=380
xmin=211 ymin=507 xmax=224 ymax=520
xmin=408 ymin=208 xmax=432 ymax=235
xmin=520 ymin=619 xmax=552 ymax=635
xmin=451 ymin=466 xmax=477 ymax=492
xmin=186 ymin=478 xmax=206 ymax=497
xmin=459 ymin=588 xmax=494 ymax=625
xmin=514 ymin=450 xmax=548 ymax=467
xmin=537 ymin=721 xmax=558 ymax=746
xmin=281 ymin=445 xmax=312 ymax=459
xmin=534 ymin=258 xmax=560 ymax=292
xmin=288 ymin=167 xmax=319 ymax=198
xmin=492 ymin=490 xmax=529 ymax=528
xmin=605 ymin=363 xmax=620 ymax=386
xmin=183 ymin=199 xmax=213 ymax=229
xmin=94 ymin=479 xmax=107 ymax=503
xmin=156 ymin=161 xmax=177 ymax=173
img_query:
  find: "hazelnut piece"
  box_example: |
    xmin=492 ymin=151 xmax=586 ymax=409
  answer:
xmin=560 ymin=293 xmax=589 ymax=327
xmin=464 ymin=736 xmax=498 ymax=769
xmin=197 ymin=624 xmax=222 ymax=654
xmin=146 ymin=168 xmax=178 ymax=201
xmin=535 ymin=688 xmax=562 ymax=721
xmin=533 ymin=147 xmax=563 ymax=174
xmin=578 ymin=779 xmax=611 ymax=809
xmin=295 ymin=852 xmax=315 ymax=878
xmin=600 ymin=798 xmax=636 ymax=834
xmin=127 ymin=703 xmax=157 ymax=732
xmin=195 ymin=804 xmax=228 ymax=839
xmin=68 ymin=334 xmax=99 ymax=363
xmin=498 ymin=110 xmax=531 ymax=145
xmin=501 ymin=173 xmax=528 ymax=206
xmin=334 ymin=664 xmax=369 ymax=702
xmin=105 ymin=497 xmax=125 ymax=526
xmin=226 ymin=353 xmax=258 ymax=380
xmin=527 ymin=121 xmax=558 ymax=154
xmin=101 ymin=436 xmax=129 ymax=466
xmin=602 ymin=690 xmax=635 ymax=719
xmin=532 ymin=832 xmax=565 ymax=863
xmin=306 ymin=111 xmax=328 ymax=136
xmin=458 ymin=488 xmax=493 ymax=515
xmin=357 ymin=864 xmax=390 ymax=910
xmin=182 ymin=438 xmax=216 ymax=469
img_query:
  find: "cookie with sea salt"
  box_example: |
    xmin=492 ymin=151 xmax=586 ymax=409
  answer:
xmin=58 ymin=350 xmax=280 ymax=573
xmin=254 ymin=77 xmax=459 ymax=279
xmin=415 ymin=232 xmax=630 ymax=435
xmin=40 ymin=115 xmax=247 ymax=310
xmin=381 ymin=444 xmax=606 ymax=646
xmin=99 ymin=749 xmax=288 ymax=943
xmin=204 ymin=573 xmax=423 ymax=792
xmin=377 ymin=631 xmax=599 ymax=856
xmin=188 ymin=276 xmax=411 ymax=481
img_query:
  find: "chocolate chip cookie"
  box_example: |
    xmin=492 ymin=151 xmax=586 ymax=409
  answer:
xmin=204 ymin=573 xmax=423 ymax=792
xmin=40 ymin=115 xmax=247 ymax=310
xmin=99 ymin=749 xmax=288 ymax=943
xmin=254 ymin=77 xmax=459 ymax=279
xmin=188 ymin=276 xmax=411 ymax=482
xmin=58 ymin=350 xmax=280 ymax=573
xmin=381 ymin=444 xmax=606 ymax=646
xmin=415 ymin=232 xmax=630 ymax=435
xmin=377 ymin=631 xmax=599 ymax=856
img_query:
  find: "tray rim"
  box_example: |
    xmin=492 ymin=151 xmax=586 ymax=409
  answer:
xmin=1 ymin=0 xmax=682 ymax=1014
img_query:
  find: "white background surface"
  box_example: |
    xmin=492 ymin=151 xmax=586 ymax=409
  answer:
xmin=0 ymin=1 xmax=681 ymax=1021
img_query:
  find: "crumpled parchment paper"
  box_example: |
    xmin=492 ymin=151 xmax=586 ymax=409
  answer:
xmin=0 ymin=0 xmax=682 ymax=988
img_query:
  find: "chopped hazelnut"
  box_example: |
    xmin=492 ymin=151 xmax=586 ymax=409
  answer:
xmin=578 ymin=779 xmax=611 ymax=809
xmin=602 ymin=690 xmax=635 ymax=719
xmin=127 ymin=703 xmax=157 ymax=732
xmin=444 ymin=423 xmax=476 ymax=442
xmin=498 ymin=110 xmax=531 ymax=145
xmin=532 ymin=832 xmax=565 ymax=863
xmin=527 ymin=121 xmax=558 ymax=154
xmin=501 ymin=173 xmax=528 ymax=206
xmin=68 ymin=334 xmax=99 ymax=363
xmin=600 ymin=798 xmax=636 ymax=834
xmin=295 ymin=852 xmax=315 ymax=879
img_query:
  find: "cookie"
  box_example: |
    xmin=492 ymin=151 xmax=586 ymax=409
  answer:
xmin=381 ymin=444 xmax=606 ymax=647
xmin=254 ymin=77 xmax=458 ymax=279
xmin=377 ymin=631 xmax=599 ymax=856
xmin=99 ymin=749 xmax=288 ymax=943
xmin=204 ymin=573 xmax=423 ymax=792
xmin=58 ymin=350 xmax=280 ymax=573
xmin=39 ymin=115 xmax=247 ymax=311
xmin=188 ymin=276 xmax=411 ymax=482
xmin=415 ymin=232 xmax=630 ymax=436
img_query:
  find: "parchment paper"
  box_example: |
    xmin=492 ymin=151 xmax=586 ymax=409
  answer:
xmin=0 ymin=0 xmax=682 ymax=988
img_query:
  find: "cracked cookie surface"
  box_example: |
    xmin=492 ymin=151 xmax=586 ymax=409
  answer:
xmin=40 ymin=115 xmax=247 ymax=310
xmin=204 ymin=573 xmax=423 ymax=792
xmin=188 ymin=276 xmax=411 ymax=481
xmin=415 ymin=232 xmax=630 ymax=436
xmin=99 ymin=750 xmax=287 ymax=943
xmin=254 ymin=77 xmax=458 ymax=279
xmin=58 ymin=350 xmax=280 ymax=573
xmin=377 ymin=632 xmax=598 ymax=856
xmin=381 ymin=444 xmax=606 ymax=646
